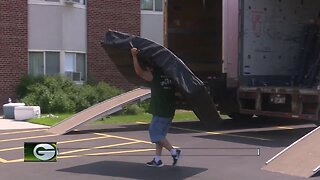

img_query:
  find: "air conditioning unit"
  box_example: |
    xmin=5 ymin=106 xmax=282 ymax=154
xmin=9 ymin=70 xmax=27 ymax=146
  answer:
xmin=72 ymin=72 xmax=81 ymax=81
xmin=65 ymin=71 xmax=81 ymax=81
xmin=64 ymin=0 xmax=78 ymax=5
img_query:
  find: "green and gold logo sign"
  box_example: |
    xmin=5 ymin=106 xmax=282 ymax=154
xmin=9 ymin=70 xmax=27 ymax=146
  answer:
xmin=24 ymin=142 xmax=58 ymax=162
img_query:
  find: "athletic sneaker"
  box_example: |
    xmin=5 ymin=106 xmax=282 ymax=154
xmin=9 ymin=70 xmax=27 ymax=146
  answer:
xmin=146 ymin=158 xmax=164 ymax=167
xmin=172 ymin=149 xmax=182 ymax=166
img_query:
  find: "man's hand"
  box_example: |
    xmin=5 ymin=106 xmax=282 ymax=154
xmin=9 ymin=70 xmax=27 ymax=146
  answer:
xmin=131 ymin=48 xmax=139 ymax=57
xmin=131 ymin=47 xmax=153 ymax=82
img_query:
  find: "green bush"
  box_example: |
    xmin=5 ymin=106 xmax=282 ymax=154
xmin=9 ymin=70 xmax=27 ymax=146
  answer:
xmin=50 ymin=91 xmax=76 ymax=113
xmin=137 ymin=100 xmax=150 ymax=113
xmin=16 ymin=75 xmax=45 ymax=99
xmin=95 ymin=82 xmax=122 ymax=101
xmin=122 ymin=104 xmax=144 ymax=115
xmin=114 ymin=100 xmax=150 ymax=116
xmin=17 ymin=75 xmax=122 ymax=114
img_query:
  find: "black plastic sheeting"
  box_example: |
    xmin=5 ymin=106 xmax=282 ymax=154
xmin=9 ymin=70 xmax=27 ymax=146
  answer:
xmin=101 ymin=30 xmax=221 ymax=125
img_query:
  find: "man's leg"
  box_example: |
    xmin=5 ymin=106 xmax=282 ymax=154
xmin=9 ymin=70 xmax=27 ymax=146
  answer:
xmin=156 ymin=143 xmax=163 ymax=156
xmin=158 ymin=138 xmax=173 ymax=151
xmin=154 ymin=143 xmax=163 ymax=163
xmin=159 ymin=138 xmax=182 ymax=166
xmin=146 ymin=116 xmax=164 ymax=167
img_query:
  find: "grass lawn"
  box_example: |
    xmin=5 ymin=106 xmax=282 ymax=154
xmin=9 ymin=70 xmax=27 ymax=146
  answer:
xmin=28 ymin=113 xmax=74 ymax=126
xmin=28 ymin=111 xmax=198 ymax=126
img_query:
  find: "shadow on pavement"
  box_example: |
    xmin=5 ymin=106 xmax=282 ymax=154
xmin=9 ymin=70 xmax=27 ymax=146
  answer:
xmin=193 ymin=126 xmax=314 ymax=147
xmin=68 ymin=124 xmax=149 ymax=135
xmin=57 ymin=161 xmax=207 ymax=180
xmin=69 ymin=117 xmax=312 ymax=135
xmin=312 ymin=170 xmax=320 ymax=178
xmin=68 ymin=118 xmax=316 ymax=148
xmin=170 ymin=117 xmax=314 ymax=133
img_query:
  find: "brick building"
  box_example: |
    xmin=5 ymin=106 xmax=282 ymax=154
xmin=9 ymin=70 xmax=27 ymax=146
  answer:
xmin=0 ymin=0 xmax=145 ymax=109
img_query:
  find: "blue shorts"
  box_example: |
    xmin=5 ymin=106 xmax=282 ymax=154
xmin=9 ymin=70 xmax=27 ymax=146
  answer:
xmin=149 ymin=116 xmax=172 ymax=143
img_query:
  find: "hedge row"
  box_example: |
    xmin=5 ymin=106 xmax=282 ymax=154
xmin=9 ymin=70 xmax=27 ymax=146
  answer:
xmin=16 ymin=75 xmax=122 ymax=114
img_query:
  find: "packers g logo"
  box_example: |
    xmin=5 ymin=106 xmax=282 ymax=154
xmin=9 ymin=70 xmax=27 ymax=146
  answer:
xmin=33 ymin=144 xmax=57 ymax=161
xmin=24 ymin=142 xmax=57 ymax=162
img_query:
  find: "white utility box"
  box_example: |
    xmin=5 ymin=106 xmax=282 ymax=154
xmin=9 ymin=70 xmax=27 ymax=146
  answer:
xmin=3 ymin=103 xmax=25 ymax=119
xmin=14 ymin=106 xmax=41 ymax=121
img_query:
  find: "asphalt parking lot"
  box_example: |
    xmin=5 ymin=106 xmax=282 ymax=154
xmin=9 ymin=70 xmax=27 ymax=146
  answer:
xmin=0 ymin=118 xmax=319 ymax=180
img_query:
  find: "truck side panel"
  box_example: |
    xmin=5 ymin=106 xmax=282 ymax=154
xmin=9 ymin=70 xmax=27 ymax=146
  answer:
xmin=165 ymin=0 xmax=223 ymax=79
xmin=240 ymin=0 xmax=320 ymax=87
xmin=223 ymin=0 xmax=240 ymax=87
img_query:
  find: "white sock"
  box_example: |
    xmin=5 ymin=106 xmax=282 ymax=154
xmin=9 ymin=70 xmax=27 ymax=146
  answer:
xmin=170 ymin=149 xmax=177 ymax=156
xmin=155 ymin=156 xmax=161 ymax=162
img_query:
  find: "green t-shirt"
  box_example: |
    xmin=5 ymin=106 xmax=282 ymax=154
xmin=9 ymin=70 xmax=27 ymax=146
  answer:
xmin=149 ymin=69 xmax=175 ymax=118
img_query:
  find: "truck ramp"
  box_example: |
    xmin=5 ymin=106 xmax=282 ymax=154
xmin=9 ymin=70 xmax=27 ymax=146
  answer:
xmin=47 ymin=88 xmax=151 ymax=135
xmin=262 ymin=126 xmax=320 ymax=178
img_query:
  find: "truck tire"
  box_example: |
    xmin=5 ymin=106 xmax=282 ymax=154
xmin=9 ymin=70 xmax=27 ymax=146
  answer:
xmin=316 ymin=112 xmax=320 ymax=126
xmin=229 ymin=113 xmax=253 ymax=121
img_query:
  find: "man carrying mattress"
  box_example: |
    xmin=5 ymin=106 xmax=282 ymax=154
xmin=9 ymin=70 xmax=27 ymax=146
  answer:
xmin=131 ymin=47 xmax=182 ymax=167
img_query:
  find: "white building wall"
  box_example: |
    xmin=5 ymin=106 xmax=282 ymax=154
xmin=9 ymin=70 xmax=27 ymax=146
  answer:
xmin=62 ymin=6 xmax=87 ymax=51
xmin=28 ymin=4 xmax=86 ymax=52
xmin=140 ymin=11 xmax=164 ymax=45
xmin=28 ymin=5 xmax=63 ymax=50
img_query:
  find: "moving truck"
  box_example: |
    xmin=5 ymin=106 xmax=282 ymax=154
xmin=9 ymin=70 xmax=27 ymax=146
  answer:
xmin=164 ymin=0 xmax=320 ymax=124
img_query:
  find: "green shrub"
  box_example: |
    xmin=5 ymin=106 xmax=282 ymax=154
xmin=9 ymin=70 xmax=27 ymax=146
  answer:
xmin=50 ymin=91 xmax=76 ymax=113
xmin=137 ymin=100 xmax=150 ymax=113
xmin=95 ymin=82 xmax=123 ymax=101
xmin=18 ymin=75 xmax=122 ymax=114
xmin=16 ymin=75 xmax=45 ymax=99
xmin=72 ymin=85 xmax=96 ymax=112
xmin=115 ymin=100 xmax=150 ymax=116
xmin=122 ymin=104 xmax=144 ymax=115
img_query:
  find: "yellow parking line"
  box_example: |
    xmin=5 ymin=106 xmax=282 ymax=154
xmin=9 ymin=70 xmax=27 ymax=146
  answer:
xmin=60 ymin=141 xmax=140 ymax=155
xmin=58 ymin=136 xmax=110 ymax=144
xmin=173 ymin=126 xmax=270 ymax=141
xmin=137 ymin=122 xmax=271 ymax=141
xmin=136 ymin=121 xmax=148 ymax=125
xmin=169 ymin=126 xmax=223 ymax=135
xmin=59 ymin=148 xmax=155 ymax=159
xmin=95 ymin=133 xmax=152 ymax=144
xmin=223 ymin=134 xmax=270 ymax=141
xmin=0 ymin=129 xmax=47 ymax=136
xmin=0 ymin=158 xmax=8 ymax=163
xmin=0 ymin=135 xmax=111 ymax=153
xmin=95 ymin=132 xmax=179 ymax=148
xmin=2 ymin=148 xmax=155 ymax=163
xmin=0 ymin=134 xmax=57 ymax=142
xmin=0 ymin=147 xmax=23 ymax=152
xmin=277 ymin=126 xmax=294 ymax=130
xmin=6 ymin=159 xmax=23 ymax=163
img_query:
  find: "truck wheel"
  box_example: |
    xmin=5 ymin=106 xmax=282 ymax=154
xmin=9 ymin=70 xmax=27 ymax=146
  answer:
xmin=229 ymin=113 xmax=253 ymax=121
xmin=317 ymin=112 xmax=320 ymax=126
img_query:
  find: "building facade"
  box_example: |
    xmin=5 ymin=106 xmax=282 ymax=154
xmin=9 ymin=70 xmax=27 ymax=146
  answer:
xmin=0 ymin=0 xmax=142 ymax=108
xmin=141 ymin=0 xmax=164 ymax=45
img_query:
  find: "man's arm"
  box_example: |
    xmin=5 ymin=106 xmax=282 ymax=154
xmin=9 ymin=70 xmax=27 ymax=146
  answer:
xmin=131 ymin=48 xmax=153 ymax=82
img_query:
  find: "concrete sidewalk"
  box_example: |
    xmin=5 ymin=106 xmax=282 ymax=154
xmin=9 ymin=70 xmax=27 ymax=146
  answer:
xmin=0 ymin=117 xmax=48 ymax=130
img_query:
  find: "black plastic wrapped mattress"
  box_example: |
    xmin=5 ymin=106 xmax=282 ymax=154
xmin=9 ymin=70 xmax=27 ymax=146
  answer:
xmin=101 ymin=30 xmax=221 ymax=125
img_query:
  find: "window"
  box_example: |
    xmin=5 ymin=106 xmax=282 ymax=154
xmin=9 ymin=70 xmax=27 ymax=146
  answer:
xmin=70 ymin=0 xmax=86 ymax=5
xmin=141 ymin=0 xmax=162 ymax=12
xmin=64 ymin=52 xmax=86 ymax=81
xmin=29 ymin=0 xmax=86 ymax=5
xmin=29 ymin=52 xmax=44 ymax=76
xmin=45 ymin=52 xmax=60 ymax=75
xmin=29 ymin=52 xmax=60 ymax=76
xmin=154 ymin=0 xmax=163 ymax=11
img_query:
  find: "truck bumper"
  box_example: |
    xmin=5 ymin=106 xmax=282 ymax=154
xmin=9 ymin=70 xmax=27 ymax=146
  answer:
xmin=238 ymin=87 xmax=320 ymax=122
